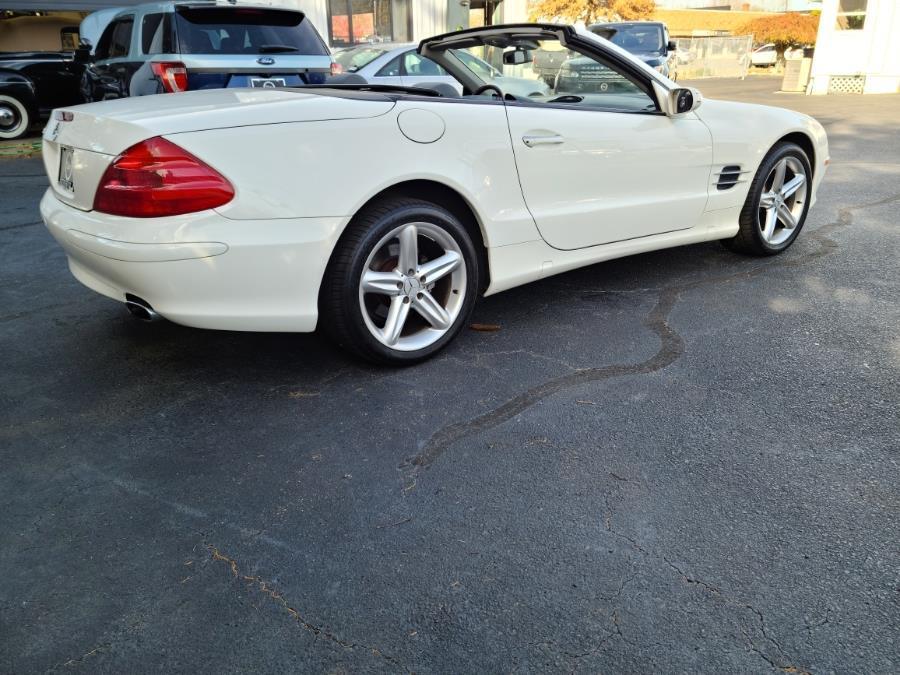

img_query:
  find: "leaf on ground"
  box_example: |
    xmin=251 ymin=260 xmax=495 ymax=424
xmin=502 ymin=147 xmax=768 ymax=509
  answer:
xmin=470 ymin=323 xmax=501 ymax=332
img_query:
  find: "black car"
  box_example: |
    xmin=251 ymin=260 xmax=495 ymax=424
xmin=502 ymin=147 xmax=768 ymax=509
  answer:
xmin=0 ymin=51 xmax=85 ymax=140
xmin=588 ymin=21 xmax=677 ymax=79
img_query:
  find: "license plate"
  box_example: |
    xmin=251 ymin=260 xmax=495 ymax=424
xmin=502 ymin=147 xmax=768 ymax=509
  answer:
xmin=250 ymin=78 xmax=286 ymax=88
xmin=58 ymin=146 xmax=74 ymax=192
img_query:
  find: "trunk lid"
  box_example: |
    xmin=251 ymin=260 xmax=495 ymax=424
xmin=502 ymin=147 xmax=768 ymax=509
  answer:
xmin=42 ymin=88 xmax=395 ymax=210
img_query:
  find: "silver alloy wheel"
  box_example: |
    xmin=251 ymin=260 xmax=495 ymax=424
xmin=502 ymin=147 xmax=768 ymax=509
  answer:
xmin=757 ymin=156 xmax=808 ymax=246
xmin=358 ymin=221 xmax=467 ymax=352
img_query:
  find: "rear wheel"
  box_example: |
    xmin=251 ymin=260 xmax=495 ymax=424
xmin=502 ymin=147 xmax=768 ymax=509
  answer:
xmin=723 ymin=142 xmax=811 ymax=256
xmin=320 ymin=197 xmax=479 ymax=365
xmin=0 ymin=95 xmax=30 ymax=140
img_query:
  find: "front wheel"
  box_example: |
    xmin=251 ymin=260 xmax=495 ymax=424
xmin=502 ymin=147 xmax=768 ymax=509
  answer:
xmin=0 ymin=95 xmax=31 ymax=140
xmin=723 ymin=142 xmax=812 ymax=256
xmin=320 ymin=197 xmax=479 ymax=365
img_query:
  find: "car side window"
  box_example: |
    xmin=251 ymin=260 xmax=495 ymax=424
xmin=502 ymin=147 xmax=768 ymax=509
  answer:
xmin=375 ymin=56 xmax=401 ymax=77
xmin=107 ymin=17 xmax=134 ymax=58
xmin=142 ymin=13 xmax=171 ymax=54
xmin=451 ymin=40 xmax=658 ymax=114
xmin=402 ymin=52 xmax=447 ymax=77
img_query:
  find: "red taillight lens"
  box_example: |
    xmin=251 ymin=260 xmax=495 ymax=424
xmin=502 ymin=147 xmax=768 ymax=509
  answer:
xmin=93 ymin=137 xmax=234 ymax=218
xmin=151 ymin=61 xmax=188 ymax=93
xmin=330 ymin=61 xmax=344 ymax=76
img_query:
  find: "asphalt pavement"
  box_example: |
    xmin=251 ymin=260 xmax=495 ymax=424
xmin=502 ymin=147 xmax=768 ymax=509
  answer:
xmin=1 ymin=78 xmax=898 ymax=673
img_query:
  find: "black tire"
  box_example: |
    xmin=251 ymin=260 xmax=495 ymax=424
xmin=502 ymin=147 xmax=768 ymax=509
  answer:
xmin=0 ymin=95 xmax=31 ymax=141
xmin=320 ymin=197 xmax=479 ymax=366
xmin=722 ymin=141 xmax=812 ymax=256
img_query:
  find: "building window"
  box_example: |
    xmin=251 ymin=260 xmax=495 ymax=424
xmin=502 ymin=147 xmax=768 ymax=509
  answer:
xmin=328 ymin=0 xmax=411 ymax=47
xmin=835 ymin=0 xmax=867 ymax=30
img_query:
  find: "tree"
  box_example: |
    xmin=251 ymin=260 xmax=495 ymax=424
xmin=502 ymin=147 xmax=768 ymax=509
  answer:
xmin=610 ymin=0 xmax=655 ymax=21
xmin=528 ymin=0 xmax=657 ymax=25
xmin=528 ymin=0 xmax=612 ymax=24
xmin=736 ymin=12 xmax=819 ymax=61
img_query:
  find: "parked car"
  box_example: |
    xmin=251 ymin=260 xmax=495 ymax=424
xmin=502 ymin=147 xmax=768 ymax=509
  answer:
xmin=79 ymin=1 xmax=333 ymax=102
xmin=589 ymin=22 xmax=677 ymax=79
xmin=40 ymin=23 xmax=828 ymax=365
xmin=332 ymin=43 xmax=550 ymax=98
xmin=750 ymin=43 xmax=805 ymax=68
xmin=536 ymin=21 xmax=676 ymax=91
xmin=0 ymin=51 xmax=85 ymax=140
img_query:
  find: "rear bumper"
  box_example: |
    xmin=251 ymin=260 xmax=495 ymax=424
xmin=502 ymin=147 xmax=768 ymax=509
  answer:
xmin=40 ymin=189 xmax=345 ymax=332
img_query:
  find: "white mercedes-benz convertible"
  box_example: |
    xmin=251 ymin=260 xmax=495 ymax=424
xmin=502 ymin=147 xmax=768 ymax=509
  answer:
xmin=40 ymin=24 xmax=828 ymax=364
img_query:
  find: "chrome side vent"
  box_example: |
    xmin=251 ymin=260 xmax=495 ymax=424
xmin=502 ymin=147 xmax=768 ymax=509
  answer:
xmin=715 ymin=165 xmax=745 ymax=190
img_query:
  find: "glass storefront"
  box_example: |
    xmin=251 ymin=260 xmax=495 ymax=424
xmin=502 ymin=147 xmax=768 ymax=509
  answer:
xmin=328 ymin=0 xmax=412 ymax=46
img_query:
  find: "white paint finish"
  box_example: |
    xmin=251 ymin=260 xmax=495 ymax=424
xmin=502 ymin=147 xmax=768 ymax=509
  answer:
xmin=173 ymin=99 xmax=539 ymax=247
xmin=45 ymin=88 xmax=396 ymax=155
xmin=486 ymin=207 xmax=742 ymax=296
xmin=695 ymin=99 xmax=829 ymax=211
xmin=66 ymin=230 xmax=228 ymax=262
xmin=41 ymin=141 xmax=113 ymax=211
xmin=506 ymin=105 xmax=712 ymax=249
xmin=41 ymin=189 xmax=344 ymax=332
xmin=396 ymin=108 xmax=445 ymax=143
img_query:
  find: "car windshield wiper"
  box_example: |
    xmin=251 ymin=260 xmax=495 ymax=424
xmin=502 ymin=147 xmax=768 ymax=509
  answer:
xmin=259 ymin=45 xmax=299 ymax=53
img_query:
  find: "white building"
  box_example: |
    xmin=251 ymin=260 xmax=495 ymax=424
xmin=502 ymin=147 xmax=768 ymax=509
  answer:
xmin=808 ymin=0 xmax=900 ymax=94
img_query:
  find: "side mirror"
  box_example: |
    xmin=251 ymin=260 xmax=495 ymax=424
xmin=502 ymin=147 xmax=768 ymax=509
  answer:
xmin=502 ymin=50 xmax=529 ymax=66
xmin=74 ymin=43 xmax=92 ymax=63
xmin=667 ymin=40 xmax=677 ymax=52
xmin=666 ymin=86 xmax=701 ymax=115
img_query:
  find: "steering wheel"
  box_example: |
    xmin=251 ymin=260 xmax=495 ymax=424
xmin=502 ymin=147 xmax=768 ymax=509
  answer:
xmin=472 ymin=83 xmax=503 ymax=99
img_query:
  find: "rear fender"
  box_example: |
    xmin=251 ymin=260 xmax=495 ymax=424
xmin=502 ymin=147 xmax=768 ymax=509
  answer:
xmin=0 ymin=70 xmax=38 ymax=116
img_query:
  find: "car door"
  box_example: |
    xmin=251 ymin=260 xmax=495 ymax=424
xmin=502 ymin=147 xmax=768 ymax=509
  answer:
xmin=85 ymin=15 xmax=139 ymax=100
xmin=502 ymin=47 xmax=712 ymax=249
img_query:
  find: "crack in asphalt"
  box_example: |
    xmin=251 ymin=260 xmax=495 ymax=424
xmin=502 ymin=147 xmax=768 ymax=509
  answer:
xmin=205 ymin=545 xmax=412 ymax=673
xmin=0 ymin=219 xmax=41 ymax=232
xmin=400 ymin=192 xmax=900 ymax=491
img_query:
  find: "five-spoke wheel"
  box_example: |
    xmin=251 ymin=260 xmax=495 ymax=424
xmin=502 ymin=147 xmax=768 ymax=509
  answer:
xmin=725 ymin=141 xmax=812 ymax=255
xmin=358 ymin=222 xmax=467 ymax=351
xmin=321 ymin=197 xmax=478 ymax=365
xmin=757 ymin=156 xmax=807 ymax=246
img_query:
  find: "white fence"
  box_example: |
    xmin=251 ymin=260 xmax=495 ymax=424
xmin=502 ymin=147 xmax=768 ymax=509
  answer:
xmin=675 ymin=35 xmax=754 ymax=80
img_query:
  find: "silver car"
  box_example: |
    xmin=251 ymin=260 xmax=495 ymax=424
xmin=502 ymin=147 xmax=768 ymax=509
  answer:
xmin=332 ymin=42 xmax=550 ymax=98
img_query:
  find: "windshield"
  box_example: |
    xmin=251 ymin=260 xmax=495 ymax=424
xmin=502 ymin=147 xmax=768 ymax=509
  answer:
xmin=174 ymin=7 xmax=328 ymax=55
xmin=333 ymin=46 xmax=388 ymax=71
xmin=603 ymin=25 xmax=664 ymax=54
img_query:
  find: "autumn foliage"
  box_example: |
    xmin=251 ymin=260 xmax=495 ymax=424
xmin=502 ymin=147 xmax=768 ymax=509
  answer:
xmin=610 ymin=0 xmax=656 ymax=21
xmin=528 ymin=0 xmax=654 ymax=24
xmin=736 ymin=12 xmax=819 ymax=59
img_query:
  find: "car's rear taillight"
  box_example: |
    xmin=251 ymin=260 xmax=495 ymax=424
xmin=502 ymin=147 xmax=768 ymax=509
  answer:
xmin=330 ymin=61 xmax=343 ymax=76
xmin=151 ymin=61 xmax=188 ymax=93
xmin=93 ymin=137 xmax=234 ymax=218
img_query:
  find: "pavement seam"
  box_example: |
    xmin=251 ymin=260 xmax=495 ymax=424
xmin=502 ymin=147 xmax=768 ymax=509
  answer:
xmin=400 ymin=191 xmax=900 ymax=492
xmin=205 ymin=544 xmax=413 ymax=673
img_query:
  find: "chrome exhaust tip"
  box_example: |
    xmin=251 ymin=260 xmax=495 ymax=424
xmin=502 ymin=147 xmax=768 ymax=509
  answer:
xmin=124 ymin=294 xmax=161 ymax=322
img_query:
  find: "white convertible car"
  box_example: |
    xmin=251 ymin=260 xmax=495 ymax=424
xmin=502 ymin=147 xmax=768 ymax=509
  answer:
xmin=40 ymin=24 xmax=828 ymax=364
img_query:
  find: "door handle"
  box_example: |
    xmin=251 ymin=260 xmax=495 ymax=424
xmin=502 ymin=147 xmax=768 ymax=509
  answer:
xmin=522 ymin=134 xmax=564 ymax=147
